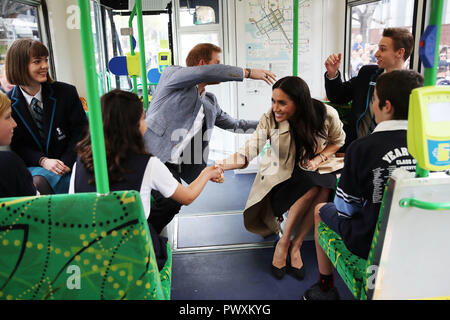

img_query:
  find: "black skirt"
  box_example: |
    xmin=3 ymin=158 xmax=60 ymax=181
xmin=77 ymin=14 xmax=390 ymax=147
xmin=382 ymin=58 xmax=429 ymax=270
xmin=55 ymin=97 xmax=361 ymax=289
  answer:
xmin=270 ymin=165 xmax=337 ymax=218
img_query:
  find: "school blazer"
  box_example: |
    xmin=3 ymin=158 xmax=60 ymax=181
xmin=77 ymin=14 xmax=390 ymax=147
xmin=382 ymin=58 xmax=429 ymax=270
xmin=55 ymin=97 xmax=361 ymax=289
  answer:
xmin=325 ymin=65 xmax=382 ymax=146
xmin=8 ymin=81 xmax=88 ymax=167
xmin=144 ymin=64 xmax=258 ymax=164
xmin=239 ymin=105 xmax=346 ymax=237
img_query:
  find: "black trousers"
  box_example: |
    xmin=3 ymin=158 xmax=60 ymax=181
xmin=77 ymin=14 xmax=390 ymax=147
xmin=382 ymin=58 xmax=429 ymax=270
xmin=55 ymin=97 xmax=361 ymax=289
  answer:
xmin=148 ymin=161 xmax=206 ymax=234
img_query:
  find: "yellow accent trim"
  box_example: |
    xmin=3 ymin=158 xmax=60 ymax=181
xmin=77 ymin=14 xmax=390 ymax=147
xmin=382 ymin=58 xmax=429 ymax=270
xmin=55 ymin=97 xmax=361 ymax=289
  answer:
xmin=121 ymin=191 xmax=136 ymax=205
xmin=417 ymin=296 xmax=450 ymax=300
xmin=0 ymin=196 xmax=37 ymax=207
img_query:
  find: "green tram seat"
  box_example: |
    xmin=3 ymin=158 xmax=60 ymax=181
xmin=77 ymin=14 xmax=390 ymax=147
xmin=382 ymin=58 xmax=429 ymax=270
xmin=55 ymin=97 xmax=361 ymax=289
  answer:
xmin=324 ymin=101 xmax=352 ymax=127
xmin=317 ymin=185 xmax=388 ymax=300
xmin=0 ymin=190 xmax=171 ymax=300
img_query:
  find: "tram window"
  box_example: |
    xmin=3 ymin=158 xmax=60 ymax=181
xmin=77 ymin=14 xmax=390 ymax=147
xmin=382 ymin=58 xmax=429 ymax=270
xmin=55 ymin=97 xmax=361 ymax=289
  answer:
xmin=179 ymin=32 xmax=219 ymax=65
xmin=0 ymin=1 xmax=41 ymax=69
xmin=179 ymin=0 xmax=219 ymax=26
xmin=175 ymin=0 xmax=222 ymax=66
xmin=347 ymin=0 xmax=415 ymax=78
xmin=437 ymin=0 xmax=450 ymax=85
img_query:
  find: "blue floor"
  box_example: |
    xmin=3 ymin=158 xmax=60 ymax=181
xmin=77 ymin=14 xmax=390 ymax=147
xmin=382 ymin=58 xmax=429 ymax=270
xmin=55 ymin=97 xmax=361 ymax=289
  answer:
xmin=180 ymin=170 xmax=255 ymax=214
xmin=172 ymin=169 xmax=355 ymax=300
xmin=172 ymin=241 xmax=354 ymax=300
xmin=177 ymin=213 xmax=278 ymax=248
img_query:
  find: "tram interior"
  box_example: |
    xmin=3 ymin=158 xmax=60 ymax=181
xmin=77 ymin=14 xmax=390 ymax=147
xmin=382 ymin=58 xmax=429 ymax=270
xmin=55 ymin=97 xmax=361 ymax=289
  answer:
xmin=1 ymin=0 xmax=450 ymax=300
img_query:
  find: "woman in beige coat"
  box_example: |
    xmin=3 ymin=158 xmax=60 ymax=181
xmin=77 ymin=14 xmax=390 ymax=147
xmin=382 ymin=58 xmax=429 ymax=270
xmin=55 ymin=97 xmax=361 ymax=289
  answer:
xmin=216 ymin=76 xmax=345 ymax=280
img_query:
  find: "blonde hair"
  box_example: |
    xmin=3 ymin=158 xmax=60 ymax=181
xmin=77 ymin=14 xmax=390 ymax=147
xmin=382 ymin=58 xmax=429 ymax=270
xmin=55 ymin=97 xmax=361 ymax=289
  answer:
xmin=0 ymin=92 xmax=11 ymax=116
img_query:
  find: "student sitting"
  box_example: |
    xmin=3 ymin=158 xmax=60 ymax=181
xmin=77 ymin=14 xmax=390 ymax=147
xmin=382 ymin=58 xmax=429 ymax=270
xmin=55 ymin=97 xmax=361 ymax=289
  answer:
xmin=69 ymin=89 xmax=223 ymax=270
xmin=302 ymin=70 xmax=424 ymax=300
xmin=5 ymin=39 xmax=88 ymax=194
xmin=0 ymin=92 xmax=37 ymax=198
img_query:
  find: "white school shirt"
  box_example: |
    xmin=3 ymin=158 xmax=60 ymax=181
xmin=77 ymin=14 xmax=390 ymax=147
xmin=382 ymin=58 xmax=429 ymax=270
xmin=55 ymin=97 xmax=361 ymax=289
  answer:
xmin=168 ymin=89 xmax=206 ymax=164
xmin=69 ymin=156 xmax=179 ymax=219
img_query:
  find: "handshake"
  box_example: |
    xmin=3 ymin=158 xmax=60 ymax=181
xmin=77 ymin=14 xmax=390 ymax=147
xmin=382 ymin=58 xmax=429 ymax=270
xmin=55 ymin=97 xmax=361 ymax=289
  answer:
xmin=203 ymin=162 xmax=226 ymax=184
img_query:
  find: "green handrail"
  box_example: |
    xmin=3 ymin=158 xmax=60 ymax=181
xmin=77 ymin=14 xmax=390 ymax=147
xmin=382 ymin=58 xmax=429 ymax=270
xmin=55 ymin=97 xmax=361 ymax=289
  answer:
xmin=416 ymin=0 xmax=444 ymax=178
xmin=293 ymin=0 xmax=299 ymax=76
xmin=128 ymin=0 xmax=149 ymax=111
xmin=399 ymin=198 xmax=450 ymax=211
xmin=128 ymin=5 xmax=138 ymax=94
xmin=78 ymin=0 xmax=110 ymax=194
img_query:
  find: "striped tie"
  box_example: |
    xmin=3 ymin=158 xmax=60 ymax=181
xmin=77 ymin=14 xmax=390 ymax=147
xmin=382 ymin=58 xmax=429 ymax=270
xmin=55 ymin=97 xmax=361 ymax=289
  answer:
xmin=31 ymin=97 xmax=46 ymax=146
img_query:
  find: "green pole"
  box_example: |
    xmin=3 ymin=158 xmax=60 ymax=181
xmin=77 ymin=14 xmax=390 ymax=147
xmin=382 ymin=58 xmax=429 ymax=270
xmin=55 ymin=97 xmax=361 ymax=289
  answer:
xmin=423 ymin=0 xmax=444 ymax=87
xmin=128 ymin=0 xmax=149 ymax=110
xmin=416 ymin=0 xmax=444 ymax=178
xmin=129 ymin=5 xmax=138 ymax=94
xmin=136 ymin=0 xmax=149 ymax=111
xmin=293 ymin=0 xmax=299 ymax=76
xmin=78 ymin=0 xmax=110 ymax=194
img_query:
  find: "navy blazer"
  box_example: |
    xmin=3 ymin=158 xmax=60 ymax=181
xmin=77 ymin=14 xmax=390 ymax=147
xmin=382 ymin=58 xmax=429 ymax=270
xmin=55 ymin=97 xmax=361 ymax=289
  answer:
xmin=8 ymin=81 xmax=88 ymax=168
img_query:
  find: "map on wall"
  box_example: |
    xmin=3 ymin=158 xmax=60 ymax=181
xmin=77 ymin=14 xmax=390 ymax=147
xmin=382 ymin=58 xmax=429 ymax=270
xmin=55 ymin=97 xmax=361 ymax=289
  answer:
xmin=240 ymin=0 xmax=293 ymax=94
xmin=235 ymin=0 xmax=314 ymax=117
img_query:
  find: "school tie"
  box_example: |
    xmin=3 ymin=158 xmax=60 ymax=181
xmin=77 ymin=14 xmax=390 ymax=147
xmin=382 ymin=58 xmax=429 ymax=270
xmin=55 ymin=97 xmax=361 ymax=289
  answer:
xmin=31 ymin=97 xmax=46 ymax=147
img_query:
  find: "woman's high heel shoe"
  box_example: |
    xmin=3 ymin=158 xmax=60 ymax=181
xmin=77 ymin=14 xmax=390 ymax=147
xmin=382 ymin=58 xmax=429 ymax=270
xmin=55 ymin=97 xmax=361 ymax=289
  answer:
xmin=288 ymin=246 xmax=305 ymax=280
xmin=271 ymin=264 xmax=287 ymax=279
xmin=288 ymin=264 xmax=305 ymax=280
xmin=271 ymin=240 xmax=289 ymax=280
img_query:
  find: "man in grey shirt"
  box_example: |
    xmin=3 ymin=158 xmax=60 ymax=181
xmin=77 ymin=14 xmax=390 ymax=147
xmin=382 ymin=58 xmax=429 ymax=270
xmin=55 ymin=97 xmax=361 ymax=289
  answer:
xmin=144 ymin=43 xmax=276 ymax=233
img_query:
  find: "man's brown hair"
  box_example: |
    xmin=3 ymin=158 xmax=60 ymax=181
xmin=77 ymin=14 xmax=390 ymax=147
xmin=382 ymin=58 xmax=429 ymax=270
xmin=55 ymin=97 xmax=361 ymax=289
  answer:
xmin=5 ymin=39 xmax=54 ymax=86
xmin=382 ymin=28 xmax=414 ymax=61
xmin=185 ymin=43 xmax=222 ymax=67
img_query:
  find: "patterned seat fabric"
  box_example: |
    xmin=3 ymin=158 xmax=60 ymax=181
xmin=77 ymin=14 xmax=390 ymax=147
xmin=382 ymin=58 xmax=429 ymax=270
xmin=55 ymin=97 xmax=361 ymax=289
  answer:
xmin=318 ymin=185 xmax=388 ymax=300
xmin=0 ymin=191 xmax=171 ymax=300
xmin=317 ymin=222 xmax=366 ymax=299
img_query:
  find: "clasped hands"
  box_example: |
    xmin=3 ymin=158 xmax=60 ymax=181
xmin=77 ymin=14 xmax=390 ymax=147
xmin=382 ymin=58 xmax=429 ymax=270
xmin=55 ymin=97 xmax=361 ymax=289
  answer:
xmin=206 ymin=161 xmax=225 ymax=184
xmin=40 ymin=157 xmax=71 ymax=176
xmin=301 ymin=156 xmax=322 ymax=172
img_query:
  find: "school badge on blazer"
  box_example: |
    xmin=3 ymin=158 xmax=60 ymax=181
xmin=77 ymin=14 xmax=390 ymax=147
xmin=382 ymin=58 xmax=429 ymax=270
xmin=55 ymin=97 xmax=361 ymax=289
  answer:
xmin=56 ymin=127 xmax=66 ymax=141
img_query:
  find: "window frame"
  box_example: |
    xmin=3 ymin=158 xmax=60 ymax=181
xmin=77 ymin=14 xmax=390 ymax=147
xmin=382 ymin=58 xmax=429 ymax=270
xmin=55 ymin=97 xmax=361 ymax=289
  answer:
xmin=343 ymin=0 xmax=422 ymax=80
xmin=0 ymin=0 xmax=55 ymax=79
xmin=173 ymin=0 xmax=224 ymax=66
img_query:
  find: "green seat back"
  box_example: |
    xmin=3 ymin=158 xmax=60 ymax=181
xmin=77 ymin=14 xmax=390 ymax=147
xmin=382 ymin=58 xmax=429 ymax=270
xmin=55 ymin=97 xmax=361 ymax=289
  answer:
xmin=0 ymin=190 xmax=171 ymax=300
xmin=324 ymin=101 xmax=352 ymax=126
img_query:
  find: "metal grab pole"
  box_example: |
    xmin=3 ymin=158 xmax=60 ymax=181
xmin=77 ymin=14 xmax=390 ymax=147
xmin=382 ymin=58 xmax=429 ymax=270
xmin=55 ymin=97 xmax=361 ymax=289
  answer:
xmin=128 ymin=0 xmax=149 ymax=111
xmin=416 ymin=0 xmax=444 ymax=178
xmin=128 ymin=5 xmax=138 ymax=94
xmin=78 ymin=0 xmax=110 ymax=194
xmin=136 ymin=0 xmax=149 ymax=111
xmin=293 ymin=0 xmax=299 ymax=76
xmin=423 ymin=0 xmax=444 ymax=87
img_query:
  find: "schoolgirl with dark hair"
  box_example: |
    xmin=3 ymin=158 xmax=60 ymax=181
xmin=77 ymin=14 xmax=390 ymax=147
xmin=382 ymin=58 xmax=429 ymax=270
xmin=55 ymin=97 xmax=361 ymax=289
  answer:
xmin=70 ymin=89 xmax=223 ymax=270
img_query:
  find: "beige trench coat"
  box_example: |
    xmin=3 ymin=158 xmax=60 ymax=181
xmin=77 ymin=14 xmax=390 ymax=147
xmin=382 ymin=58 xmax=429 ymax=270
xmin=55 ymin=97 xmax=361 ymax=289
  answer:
xmin=238 ymin=104 xmax=346 ymax=237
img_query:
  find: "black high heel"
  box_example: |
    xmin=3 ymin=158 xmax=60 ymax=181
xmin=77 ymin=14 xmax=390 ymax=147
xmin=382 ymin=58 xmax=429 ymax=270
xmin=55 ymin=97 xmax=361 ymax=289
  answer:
xmin=288 ymin=247 xmax=305 ymax=280
xmin=288 ymin=264 xmax=305 ymax=280
xmin=271 ymin=264 xmax=286 ymax=279
xmin=271 ymin=240 xmax=289 ymax=280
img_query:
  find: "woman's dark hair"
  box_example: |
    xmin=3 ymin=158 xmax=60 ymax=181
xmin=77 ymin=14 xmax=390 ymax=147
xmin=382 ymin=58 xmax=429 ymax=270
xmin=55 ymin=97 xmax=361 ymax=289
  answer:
xmin=272 ymin=76 xmax=327 ymax=163
xmin=76 ymin=89 xmax=149 ymax=184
